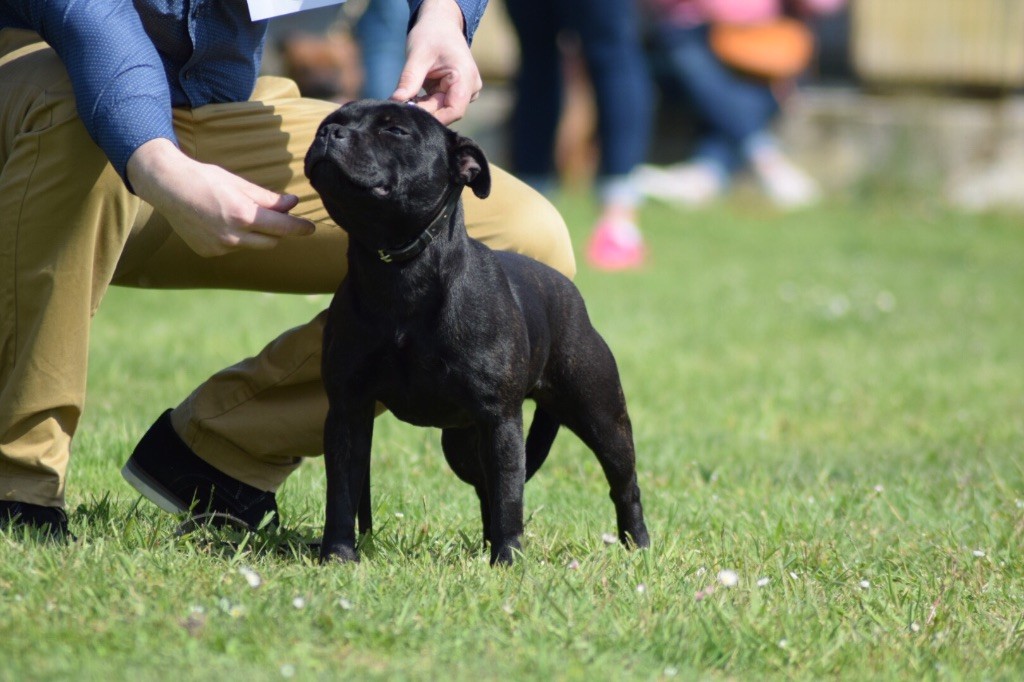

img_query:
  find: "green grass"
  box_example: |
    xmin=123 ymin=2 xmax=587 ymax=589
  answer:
xmin=3 ymin=194 xmax=1023 ymax=680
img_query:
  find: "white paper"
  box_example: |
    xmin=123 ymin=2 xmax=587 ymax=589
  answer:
xmin=247 ymin=0 xmax=346 ymax=21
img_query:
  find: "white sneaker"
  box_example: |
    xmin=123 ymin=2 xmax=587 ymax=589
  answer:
xmin=749 ymin=149 xmax=821 ymax=209
xmin=635 ymin=163 xmax=724 ymax=207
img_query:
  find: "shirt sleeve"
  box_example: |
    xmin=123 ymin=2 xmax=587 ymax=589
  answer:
xmin=5 ymin=0 xmax=178 ymax=188
xmin=407 ymin=0 xmax=489 ymax=44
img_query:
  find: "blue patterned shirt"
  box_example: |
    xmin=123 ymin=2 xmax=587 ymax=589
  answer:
xmin=0 ymin=0 xmax=487 ymax=185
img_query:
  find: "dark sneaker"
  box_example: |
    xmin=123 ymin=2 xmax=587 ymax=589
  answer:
xmin=0 ymin=500 xmax=70 ymax=541
xmin=121 ymin=410 xmax=279 ymax=531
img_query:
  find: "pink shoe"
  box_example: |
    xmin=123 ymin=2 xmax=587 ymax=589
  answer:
xmin=586 ymin=219 xmax=646 ymax=271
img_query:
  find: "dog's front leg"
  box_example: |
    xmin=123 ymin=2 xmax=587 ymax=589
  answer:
xmin=480 ymin=414 xmax=527 ymax=565
xmin=320 ymin=402 xmax=375 ymax=564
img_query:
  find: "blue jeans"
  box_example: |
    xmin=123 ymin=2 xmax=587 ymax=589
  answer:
xmin=654 ymin=24 xmax=780 ymax=178
xmin=354 ymin=0 xmax=408 ymax=99
xmin=505 ymin=0 xmax=653 ymax=202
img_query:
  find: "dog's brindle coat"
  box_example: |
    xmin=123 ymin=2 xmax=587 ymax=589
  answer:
xmin=305 ymin=100 xmax=649 ymax=565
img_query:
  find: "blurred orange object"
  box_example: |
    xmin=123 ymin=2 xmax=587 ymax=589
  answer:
xmin=709 ymin=18 xmax=814 ymax=80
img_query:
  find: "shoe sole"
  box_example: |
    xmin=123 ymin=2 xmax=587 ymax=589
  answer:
xmin=121 ymin=459 xmax=188 ymax=515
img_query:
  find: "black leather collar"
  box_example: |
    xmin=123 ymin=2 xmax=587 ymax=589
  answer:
xmin=375 ymin=188 xmax=463 ymax=264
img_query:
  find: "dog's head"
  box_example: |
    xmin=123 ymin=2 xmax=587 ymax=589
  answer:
xmin=304 ymin=100 xmax=490 ymax=247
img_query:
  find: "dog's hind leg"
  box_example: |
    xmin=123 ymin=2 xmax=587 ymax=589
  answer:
xmin=549 ymin=346 xmax=650 ymax=550
xmin=441 ymin=427 xmax=490 ymax=547
xmin=566 ymin=403 xmax=649 ymax=548
xmin=525 ymin=406 xmax=560 ymax=480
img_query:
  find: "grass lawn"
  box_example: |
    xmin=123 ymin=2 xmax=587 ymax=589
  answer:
xmin=2 ymin=193 xmax=1023 ymax=680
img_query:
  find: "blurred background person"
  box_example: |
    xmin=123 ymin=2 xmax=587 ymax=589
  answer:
xmin=267 ymin=0 xmax=409 ymax=102
xmin=505 ymin=0 xmax=654 ymax=272
xmin=353 ymin=0 xmax=410 ymax=99
xmin=638 ymin=0 xmax=846 ymax=209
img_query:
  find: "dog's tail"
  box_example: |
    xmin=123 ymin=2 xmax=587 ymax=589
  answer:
xmin=525 ymin=407 xmax=560 ymax=480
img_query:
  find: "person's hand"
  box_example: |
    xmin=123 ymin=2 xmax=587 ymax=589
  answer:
xmin=126 ymin=138 xmax=315 ymax=257
xmin=390 ymin=0 xmax=482 ymax=125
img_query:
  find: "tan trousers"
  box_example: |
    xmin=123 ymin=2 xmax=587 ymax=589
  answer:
xmin=0 ymin=29 xmax=575 ymax=508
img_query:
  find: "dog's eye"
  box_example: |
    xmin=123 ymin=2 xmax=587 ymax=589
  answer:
xmin=382 ymin=126 xmax=409 ymax=137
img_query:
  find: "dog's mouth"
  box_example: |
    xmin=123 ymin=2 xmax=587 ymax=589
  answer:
xmin=346 ymin=174 xmax=392 ymax=199
xmin=307 ymin=154 xmax=393 ymax=199
xmin=342 ymin=164 xmax=394 ymax=199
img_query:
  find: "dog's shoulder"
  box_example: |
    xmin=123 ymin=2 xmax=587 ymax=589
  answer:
xmin=493 ymin=249 xmax=576 ymax=295
xmin=489 ymin=248 xmax=592 ymax=327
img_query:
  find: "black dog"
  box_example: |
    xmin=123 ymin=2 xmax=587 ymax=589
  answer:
xmin=304 ymin=100 xmax=649 ymax=565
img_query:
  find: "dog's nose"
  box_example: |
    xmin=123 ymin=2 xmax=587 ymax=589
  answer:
xmin=321 ymin=123 xmax=348 ymax=142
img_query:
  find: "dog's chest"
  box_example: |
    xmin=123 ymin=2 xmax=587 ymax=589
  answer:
xmin=370 ymin=329 xmax=473 ymax=428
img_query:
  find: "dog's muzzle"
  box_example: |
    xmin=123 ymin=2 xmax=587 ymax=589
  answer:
xmin=304 ymin=138 xmax=330 ymax=176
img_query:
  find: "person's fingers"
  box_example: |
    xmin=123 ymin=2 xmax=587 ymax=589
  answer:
xmin=435 ymin=72 xmax=471 ymax=124
xmin=252 ymin=206 xmax=316 ymax=237
xmin=411 ymin=94 xmax=442 ymax=117
xmin=237 ymin=176 xmax=302 ymax=213
xmin=233 ymin=177 xmax=314 ymax=237
xmin=409 ymin=71 xmax=474 ymax=124
xmin=232 ymin=231 xmax=281 ymax=250
xmin=391 ymin=50 xmax=430 ymax=103
xmin=262 ymin=191 xmax=300 ymax=213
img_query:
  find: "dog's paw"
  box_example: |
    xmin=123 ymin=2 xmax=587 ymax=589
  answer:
xmin=622 ymin=527 xmax=651 ymax=550
xmin=319 ymin=543 xmax=360 ymax=565
xmin=489 ymin=540 xmax=522 ymax=566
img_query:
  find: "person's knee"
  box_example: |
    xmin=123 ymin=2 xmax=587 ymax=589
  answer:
xmin=2 ymin=73 xmax=114 ymax=197
xmin=518 ymin=194 xmax=576 ymax=280
xmin=2 ymin=38 xmax=84 ymax=136
xmin=468 ymin=171 xmax=577 ymax=280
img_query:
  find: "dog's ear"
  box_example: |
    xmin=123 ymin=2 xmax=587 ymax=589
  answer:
xmin=451 ymin=135 xmax=491 ymax=199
